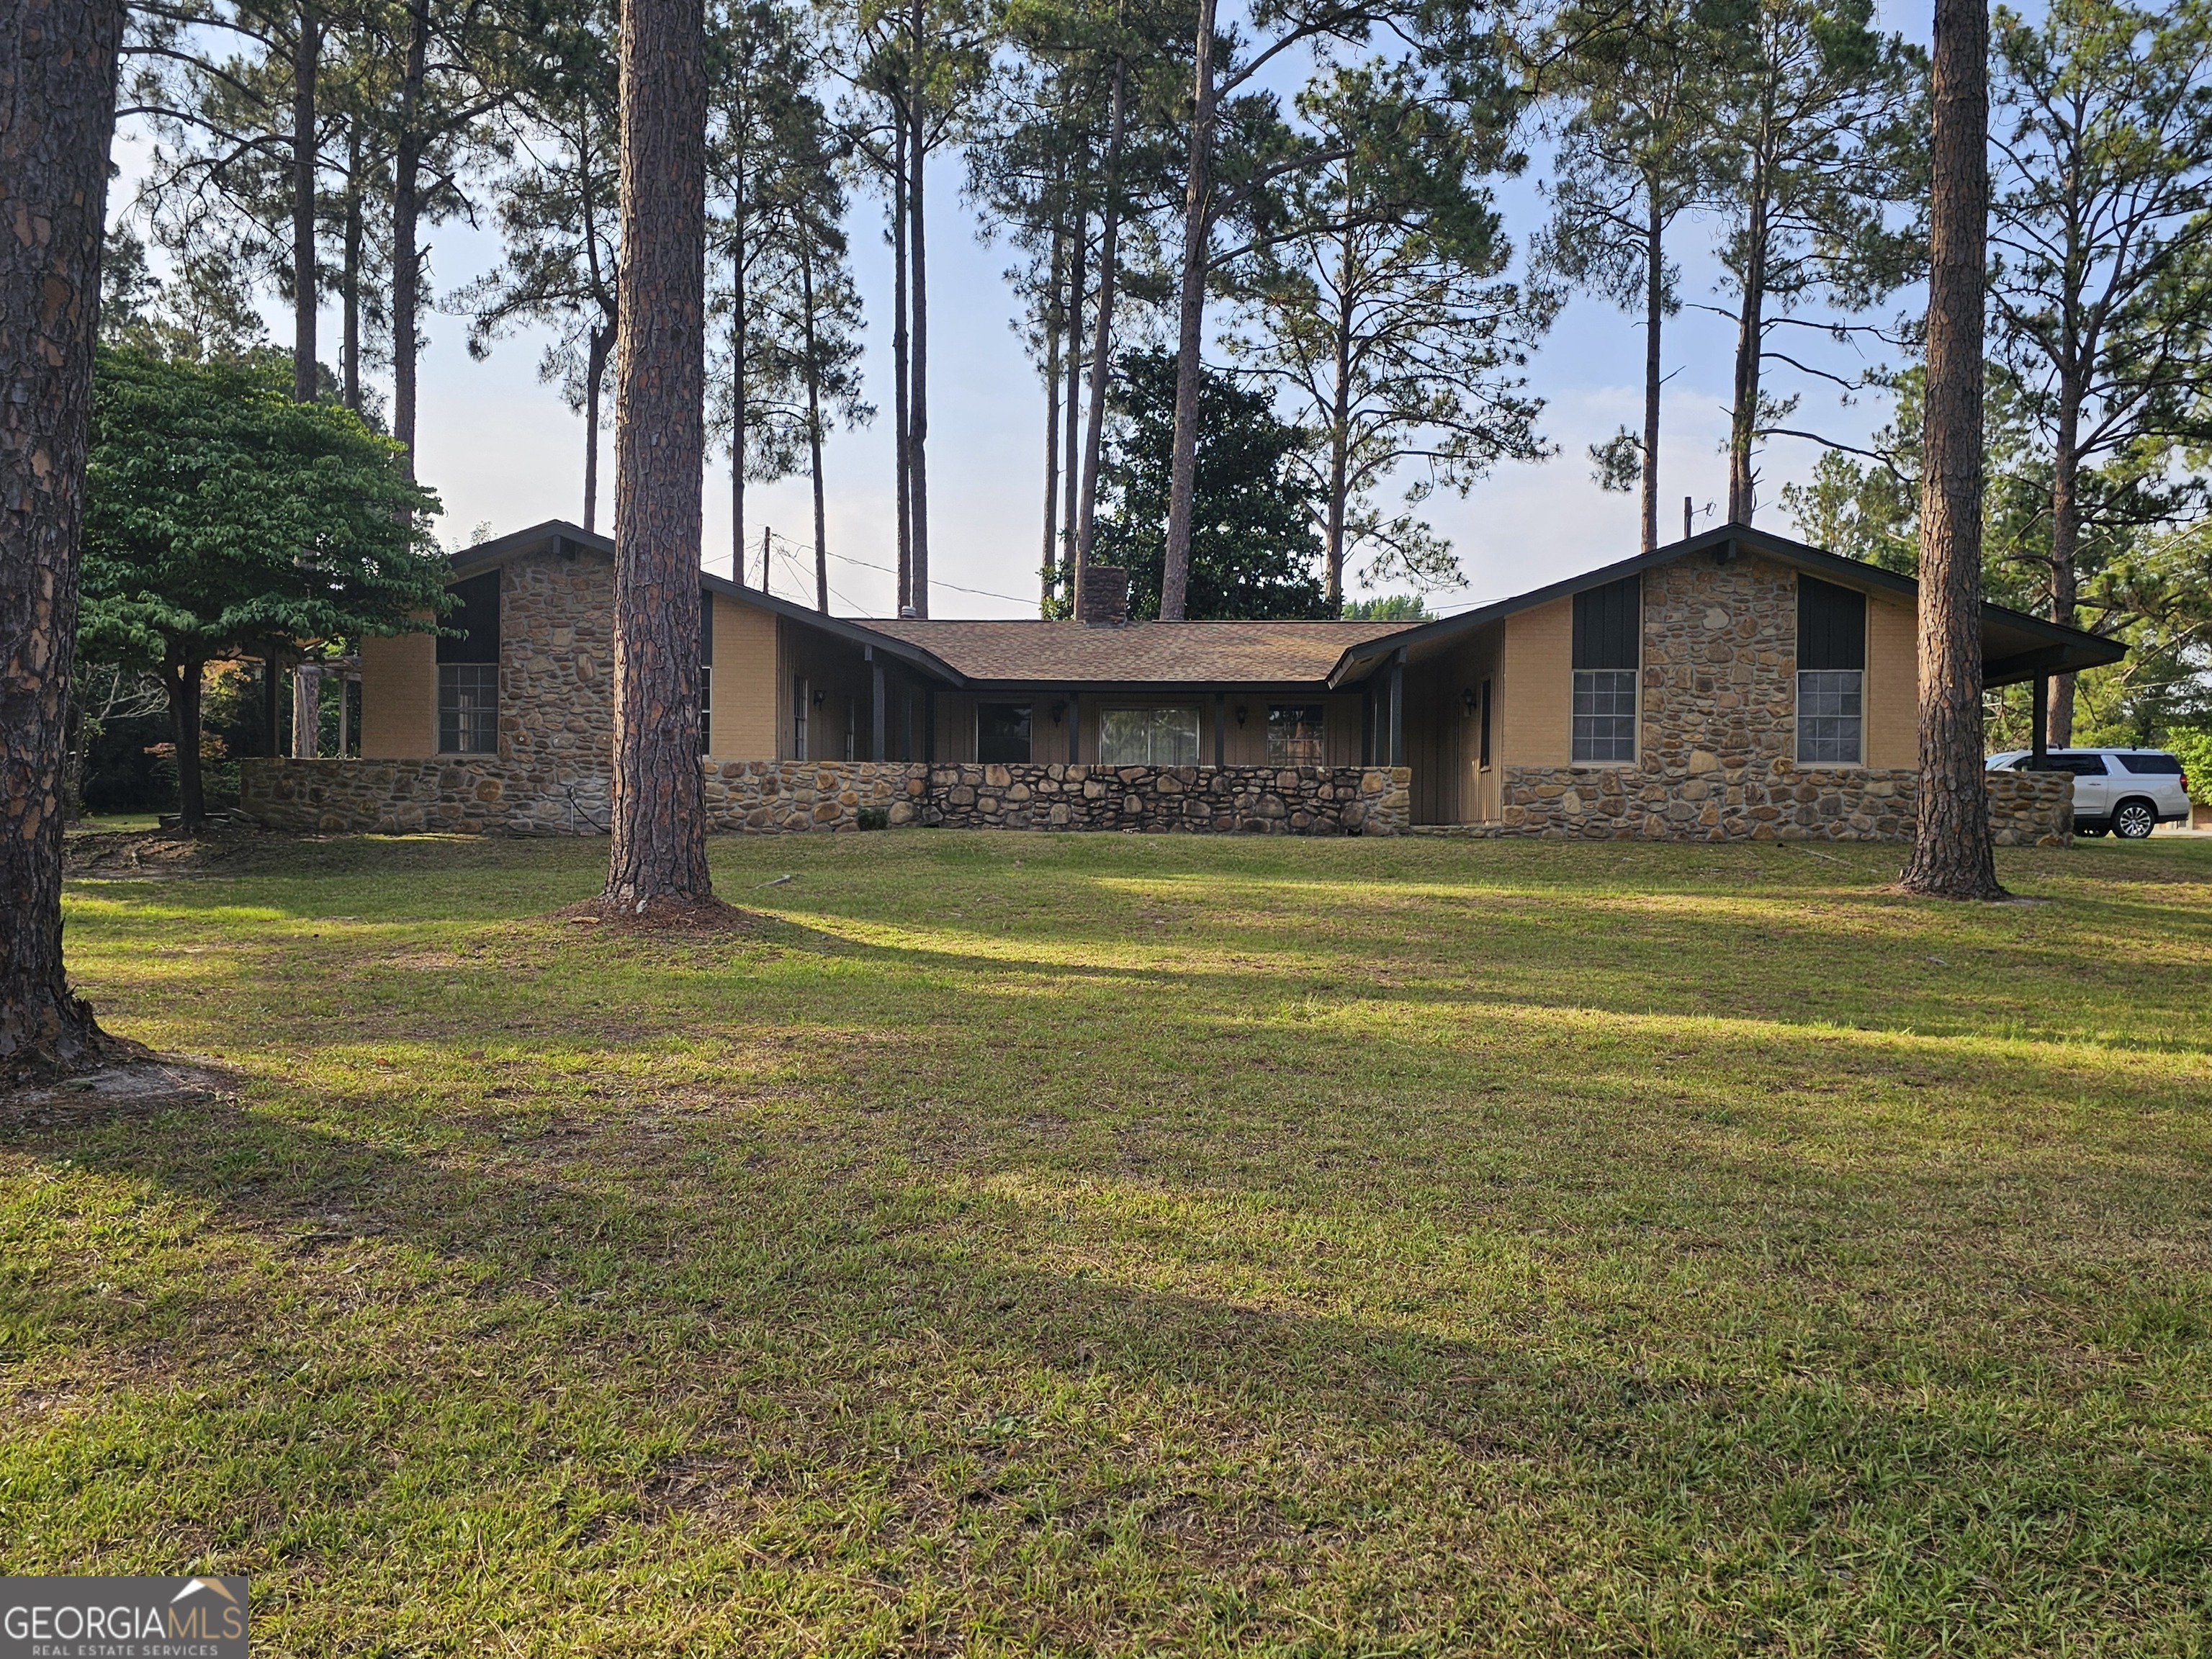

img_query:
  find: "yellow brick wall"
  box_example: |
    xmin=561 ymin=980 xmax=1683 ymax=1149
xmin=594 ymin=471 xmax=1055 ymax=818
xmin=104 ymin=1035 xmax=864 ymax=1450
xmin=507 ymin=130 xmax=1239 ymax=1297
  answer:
xmin=708 ymin=594 xmax=778 ymax=759
xmin=1501 ymin=597 xmax=1573 ymax=767
xmin=1865 ymin=592 xmax=1917 ymax=770
xmin=359 ymin=629 xmax=436 ymax=757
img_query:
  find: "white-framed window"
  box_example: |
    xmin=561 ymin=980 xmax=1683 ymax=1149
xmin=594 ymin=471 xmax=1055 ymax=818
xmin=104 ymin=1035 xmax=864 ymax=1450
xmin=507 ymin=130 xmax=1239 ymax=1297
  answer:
xmin=1796 ymin=670 xmax=1863 ymax=763
xmin=1100 ymin=706 xmax=1200 ymax=765
xmin=792 ymin=676 xmax=809 ymax=760
xmin=698 ymin=665 xmax=713 ymax=755
xmin=1267 ymin=704 xmax=1326 ymax=765
xmin=1570 ymin=574 xmax=1640 ymax=763
xmin=1797 ymin=575 xmax=1867 ymax=765
xmin=438 ymin=664 xmax=498 ymax=754
xmin=1571 ymin=670 xmax=1637 ymax=763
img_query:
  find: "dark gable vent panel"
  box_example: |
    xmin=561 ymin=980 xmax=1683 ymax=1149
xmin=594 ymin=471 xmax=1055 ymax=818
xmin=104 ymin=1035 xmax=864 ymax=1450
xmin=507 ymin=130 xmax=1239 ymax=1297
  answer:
xmin=437 ymin=569 xmax=500 ymax=665
xmin=1572 ymin=575 xmax=1641 ymax=670
xmin=1797 ymin=575 xmax=1866 ymax=671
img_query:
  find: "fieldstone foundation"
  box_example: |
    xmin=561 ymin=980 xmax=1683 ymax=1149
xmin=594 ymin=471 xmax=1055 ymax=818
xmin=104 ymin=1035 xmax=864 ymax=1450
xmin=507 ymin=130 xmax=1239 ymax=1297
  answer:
xmin=916 ymin=763 xmax=1406 ymax=833
xmin=238 ymin=757 xmax=1414 ymax=837
xmin=1497 ymin=764 xmax=2070 ymax=845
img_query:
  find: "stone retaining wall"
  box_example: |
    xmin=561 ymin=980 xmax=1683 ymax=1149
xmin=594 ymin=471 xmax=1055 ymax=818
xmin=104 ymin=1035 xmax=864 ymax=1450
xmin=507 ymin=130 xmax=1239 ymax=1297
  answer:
xmin=915 ymin=763 xmax=1408 ymax=834
xmin=1497 ymin=763 xmax=2070 ymax=845
xmin=238 ymin=757 xmax=1413 ymax=837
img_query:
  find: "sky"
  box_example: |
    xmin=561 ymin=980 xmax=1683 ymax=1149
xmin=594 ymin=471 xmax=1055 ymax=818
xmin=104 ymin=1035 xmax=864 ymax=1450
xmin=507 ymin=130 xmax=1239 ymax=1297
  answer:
xmin=109 ymin=0 xmax=1928 ymax=622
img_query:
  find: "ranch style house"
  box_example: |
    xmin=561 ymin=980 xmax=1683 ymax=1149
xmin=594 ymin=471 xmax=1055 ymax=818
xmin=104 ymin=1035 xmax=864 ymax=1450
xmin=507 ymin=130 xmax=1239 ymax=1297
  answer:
xmin=240 ymin=518 xmax=2122 ymax=842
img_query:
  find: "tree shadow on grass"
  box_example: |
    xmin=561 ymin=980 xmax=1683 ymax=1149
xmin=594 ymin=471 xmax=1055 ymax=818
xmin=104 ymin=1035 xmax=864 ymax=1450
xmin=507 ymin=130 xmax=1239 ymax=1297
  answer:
xmin=5 ymin=1058 xmax=2209 ymax=1652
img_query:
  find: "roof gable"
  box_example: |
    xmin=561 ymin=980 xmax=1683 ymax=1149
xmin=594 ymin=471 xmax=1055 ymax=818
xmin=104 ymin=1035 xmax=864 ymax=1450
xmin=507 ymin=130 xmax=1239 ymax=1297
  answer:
xmin=441 ymin=518 xmax=2123 ymax=691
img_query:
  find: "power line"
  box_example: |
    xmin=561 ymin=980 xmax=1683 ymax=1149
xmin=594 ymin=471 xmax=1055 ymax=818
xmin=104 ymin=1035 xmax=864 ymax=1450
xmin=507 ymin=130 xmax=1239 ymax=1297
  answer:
xmin=758 ymin=524 xmax=1035 ymax=611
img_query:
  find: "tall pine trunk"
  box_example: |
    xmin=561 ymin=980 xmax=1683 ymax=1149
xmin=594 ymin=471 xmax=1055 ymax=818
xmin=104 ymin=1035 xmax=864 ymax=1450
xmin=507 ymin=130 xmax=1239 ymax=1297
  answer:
xmin=342 ymin=120 xmax=363 ymax=412
xmin=603 ymin=0 xmax=711 ymax=909
xmin=1039 ymin=227 xmax=1062 ymax=613
xmin=892 ymin=115 xmax=912 ymax=612
xmin=1899 ymin=0 xmax=2002 ymax=899
xmin=907 ymin=37 xmax=930 ymax=619
xmin=161 ymin=657 xmax=207 ymax=832
xmin=1161 ymin=0 xmax=1220 ymax=620
xmin=1323 ymin=212 xmax=1352 ymax=607
xmin=2046 ymin=382 xmax=2083 ymax=745
xmin=1061 ymin=210 xmax=1085 ymax=600
xmin=730 ymin=223 xmax=746 ymax=581
xmin=392 ymin=0 xmax=428 ymax=470
xmin=583 ymin=321 xmax=611 ymax=533
xmin=1074 ymin=47 xmax=1128 ymax=599
xmin=1726 ymin=176 xmax=1768 ymax=524
xmin=1642 ymin=181 xmax=1664 ymax=551
xmin=804 ymin=248 xmax=828 ymax=615
xmin=292 ymin=6 xmax=320 ymax=402
xmin=1 ymin=0 xmax=128 ymax=1078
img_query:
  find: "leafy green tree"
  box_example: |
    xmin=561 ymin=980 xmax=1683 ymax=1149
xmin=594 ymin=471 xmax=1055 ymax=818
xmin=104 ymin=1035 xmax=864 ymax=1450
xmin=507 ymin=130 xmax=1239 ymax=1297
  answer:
xmin=835 ymin=0 xmax=995 ymax=616
xmin=1156 ymin=0 xmax=1421 ymax=617
xmin=1094 ymin=349 xmax=1328 ymax=619
xmin=1341 ymin=593 xmax=1429 ymax=619
xmin=1534 ymin=0 xmax=1725 ymax=549
xmin=1989 ymin=0 xmax=2212 ymax=743
xmin=1704 ymin=0 xmax=1925 ymax=523
xmin=78 ymin=346 xmax=445 ymax=830
xmin=457 ymin=0 xmax=620 ymax=527
xmin=708 ymin=0 xmax=853 ymax=581
xmin=1231 ymin=60 xmax=1548 ymax=608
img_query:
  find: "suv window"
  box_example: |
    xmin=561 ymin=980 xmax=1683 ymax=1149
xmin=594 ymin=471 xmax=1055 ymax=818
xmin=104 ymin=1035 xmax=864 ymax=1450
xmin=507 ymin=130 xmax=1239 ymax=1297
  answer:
xmin=2050 ymin=752 xmax=2108 ymax=776
xmin=2116 ymin=752 xmax=2183 ymax=775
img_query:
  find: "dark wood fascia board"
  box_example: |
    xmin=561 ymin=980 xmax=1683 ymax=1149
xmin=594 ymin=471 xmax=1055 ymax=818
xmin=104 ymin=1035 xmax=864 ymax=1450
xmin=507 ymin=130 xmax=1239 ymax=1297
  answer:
xmin=951 ymin=678 xmax=1353 ymax=697
xmin=1984 ymin=638 xmax=2128 ymax=688
xmin=446 ymin=519 xmax=611 ymax=577
xmin=446 ymin=523 xmax=967 ymax=685
xmin=700 ymin=573 xmax=969 ymax=685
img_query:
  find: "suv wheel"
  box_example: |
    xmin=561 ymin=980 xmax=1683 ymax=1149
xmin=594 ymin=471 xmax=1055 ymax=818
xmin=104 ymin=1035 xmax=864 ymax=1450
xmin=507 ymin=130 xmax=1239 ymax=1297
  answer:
xmin=2113 ymin=798 xmax=2158 ymax=840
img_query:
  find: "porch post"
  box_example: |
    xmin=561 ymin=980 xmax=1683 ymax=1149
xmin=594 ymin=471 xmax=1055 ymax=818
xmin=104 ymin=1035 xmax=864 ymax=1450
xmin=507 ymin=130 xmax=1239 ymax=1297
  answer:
xmin=868 ymin=647 xmax=885 ymax=761
xmin=1388 ymin=649 xmax=1406 ymax=768
xmin=292 ymin=663 xmax=321 ymax=758
xmin=1213 ymin=692 xmax=1225 ymax=767
xmin=1068 ymin=691 xmax=1080 ymax=763
xmin=2031 ymin=675 xmax=2049 ymax=768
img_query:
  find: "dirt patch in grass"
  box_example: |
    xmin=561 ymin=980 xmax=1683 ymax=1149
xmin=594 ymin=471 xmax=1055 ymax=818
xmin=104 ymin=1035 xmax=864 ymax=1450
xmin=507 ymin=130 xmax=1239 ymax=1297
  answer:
xmin=0 ymin=1058 xmax=233 ymax=1130
xmin=552 ymin=893 xmax=761 ymax=935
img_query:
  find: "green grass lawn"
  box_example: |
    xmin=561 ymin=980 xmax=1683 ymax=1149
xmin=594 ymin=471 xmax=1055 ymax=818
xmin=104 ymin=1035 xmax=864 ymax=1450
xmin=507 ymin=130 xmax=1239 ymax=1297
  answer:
xmin=6 ymin=830 xmax=2211 ymax=1655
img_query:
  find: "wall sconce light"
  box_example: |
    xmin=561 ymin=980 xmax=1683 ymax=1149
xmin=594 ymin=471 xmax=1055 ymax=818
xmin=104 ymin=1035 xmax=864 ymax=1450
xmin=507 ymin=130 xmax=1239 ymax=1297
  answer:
xmin=812 ymin=688 xmax=827 ymax=708
xmin=1234 ymin=704 xmax=1249 ymax=727
xmin=1050 ymin=701 xmax=1066 ymax=727
xmin=1462 ymin=688 xmax=1478 ymax=714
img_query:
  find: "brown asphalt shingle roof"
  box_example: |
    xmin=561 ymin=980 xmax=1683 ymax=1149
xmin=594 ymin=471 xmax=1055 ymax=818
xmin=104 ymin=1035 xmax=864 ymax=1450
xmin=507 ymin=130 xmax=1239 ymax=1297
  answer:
xmin=855 ymin=618 xmax=1419 ymax=685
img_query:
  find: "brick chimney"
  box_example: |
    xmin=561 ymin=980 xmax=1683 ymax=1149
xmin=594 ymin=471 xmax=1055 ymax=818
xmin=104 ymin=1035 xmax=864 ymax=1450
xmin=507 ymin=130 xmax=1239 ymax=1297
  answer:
xmin=1078 ymin=566 xmax=1130 ymax=626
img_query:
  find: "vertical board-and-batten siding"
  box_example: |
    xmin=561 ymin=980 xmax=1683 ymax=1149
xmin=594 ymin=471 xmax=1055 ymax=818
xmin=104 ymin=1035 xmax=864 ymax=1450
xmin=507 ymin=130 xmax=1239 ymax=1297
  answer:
xmin=1500 ymin=597 xmax=1574 ymax=767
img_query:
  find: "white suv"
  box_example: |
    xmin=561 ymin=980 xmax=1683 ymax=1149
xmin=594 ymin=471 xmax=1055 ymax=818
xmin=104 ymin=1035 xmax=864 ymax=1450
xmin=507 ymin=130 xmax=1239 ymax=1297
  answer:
xmin=1988 ymin=748 xmax=2193 ymax=839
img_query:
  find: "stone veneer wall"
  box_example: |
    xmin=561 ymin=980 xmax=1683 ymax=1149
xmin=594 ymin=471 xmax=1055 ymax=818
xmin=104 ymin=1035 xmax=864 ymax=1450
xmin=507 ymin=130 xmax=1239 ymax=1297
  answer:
xmin=238 ymin=758 xmax=1413 ymax=837
xmin=1489 ymin=552 xmax=2075 ymax=845
xmin=1498 ymin=764 xmax=2071 ymax=845
xmin=499 ymin=547 xmax=615 ymax=763
xmin=916 ymin=763 xmax=1406 ymax=833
